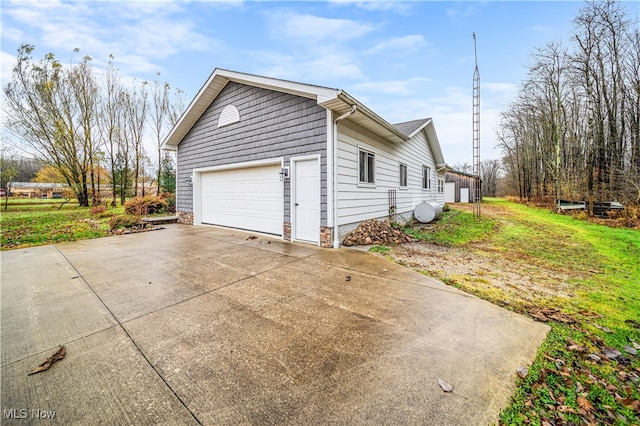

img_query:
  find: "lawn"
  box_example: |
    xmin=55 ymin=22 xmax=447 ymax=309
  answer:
xmin=0 ymin=199 xmax=123 ymax=249
xmin=390 ymin=198 xmax=639 ymax=425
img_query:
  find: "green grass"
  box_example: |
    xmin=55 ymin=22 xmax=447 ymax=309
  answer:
xmin=403 ymin=209 xmax=496 ymax=246
xmin=368 ymin=245 xmax=391 ymax=253
xmin=0 ymin=202 xmax=124 ymax=249
xmin=400 ymin=198 xmax=640 ymax=425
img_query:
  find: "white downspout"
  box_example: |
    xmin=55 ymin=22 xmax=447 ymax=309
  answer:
xmin=332 ymin=105 xmax=357 ymax=248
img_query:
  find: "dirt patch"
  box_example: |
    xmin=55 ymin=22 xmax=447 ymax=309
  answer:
xmin=392 ymin=241 xmax=578 ymax=307
xmin=389 ymin=202 xmax=590 ymax=314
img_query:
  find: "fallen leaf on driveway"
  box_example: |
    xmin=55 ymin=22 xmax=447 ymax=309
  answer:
xmin=247 ymin=235 xmax=258 ymax=240
xmin=29 ymin=346 xmax=66 ymax=375
xmin=438 ymin=378 xmax=453 ymax=392
xmin=516 ymin=366 xmax=528 ymax=379
xmin=346 ymin=276 xmax=352 ymax=282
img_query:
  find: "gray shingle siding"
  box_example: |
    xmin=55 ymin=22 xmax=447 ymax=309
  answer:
xmin=176 ymin=81 xmax=328 ymax=225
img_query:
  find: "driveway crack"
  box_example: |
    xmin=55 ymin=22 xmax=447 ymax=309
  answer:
xmin=55 ymin=246 xmax=203 ymax=426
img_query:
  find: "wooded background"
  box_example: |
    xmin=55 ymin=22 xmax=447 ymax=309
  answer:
xmin=496 ymin=0 xmax=639 ymax=205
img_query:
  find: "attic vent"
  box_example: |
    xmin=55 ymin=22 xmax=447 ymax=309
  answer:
xmin=218 ymin=105 xmax=240 ymax=128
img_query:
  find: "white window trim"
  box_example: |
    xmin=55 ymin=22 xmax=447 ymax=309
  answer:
xmin=422 ymin=165 xmax=432 ymax=190
xmin=357 ymin=146 xmax=376 ymax=188
xmin=399 ymin=162 xmax=408 ymax=189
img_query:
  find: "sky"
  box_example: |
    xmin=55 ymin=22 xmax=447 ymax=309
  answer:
xmin=1 ymin=0 xmax=638 ymax=167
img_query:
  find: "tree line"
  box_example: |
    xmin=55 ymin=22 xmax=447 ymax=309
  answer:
xmin=496 ymin=0 xmax=640 ymax=207
xmin=3 ymin=45 xmax=185 ymax=207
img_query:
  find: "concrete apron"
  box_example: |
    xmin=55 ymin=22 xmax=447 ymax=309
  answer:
xmin=1 ymin=224 xmax=549 ymax=425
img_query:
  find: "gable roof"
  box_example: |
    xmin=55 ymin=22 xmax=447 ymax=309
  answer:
xmin=162 ymin=68 xmax=446 ymax=168
xmin=393 ymin=118 xmax=431 ymax=136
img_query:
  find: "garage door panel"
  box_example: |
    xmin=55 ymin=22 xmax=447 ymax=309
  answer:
xmin=200 ymin=164 xmax=283 ymax=236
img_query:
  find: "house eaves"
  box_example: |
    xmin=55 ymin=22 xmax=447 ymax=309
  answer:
xmin=162 ymin=68 xmax=411 ymax=150
xmin=320 ymin=91 xmax=408 ymax=144
xmin=162 ymin=68 xmax=341 ymax=150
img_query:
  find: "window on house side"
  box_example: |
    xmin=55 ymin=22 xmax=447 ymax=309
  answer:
xmin=359 ymin=149 xmax=375 ymax=184
xmin=438 ymin=179 xmax=444 ymax=193
xmin=399 ymin=163 xmax=408 ymax=187
xmin=422 ymin=166 xmax=431 ymax=189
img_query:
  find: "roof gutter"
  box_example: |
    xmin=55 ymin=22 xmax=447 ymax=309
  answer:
xmin=332 ymin=104 xmax=357 ymax=248
xmin=337 ymin=91 xmax=408 ymax=142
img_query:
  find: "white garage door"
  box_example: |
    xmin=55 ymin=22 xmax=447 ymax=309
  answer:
xmin=200 ymin=164 xmax=283 ymax=235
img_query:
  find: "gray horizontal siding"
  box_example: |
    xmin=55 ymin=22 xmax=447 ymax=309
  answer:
xmin=177 ymin=82 xmax=328 ymax=225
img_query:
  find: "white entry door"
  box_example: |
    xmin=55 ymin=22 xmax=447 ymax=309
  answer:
xmin=460 ymin=187 xmax=470 ymax=203
xmin=444 ymin=182 xmax=456 ymax=203
xmin=293 ymin=158 xmax=320 ymax=243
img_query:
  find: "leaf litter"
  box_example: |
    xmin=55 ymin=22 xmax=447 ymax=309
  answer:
xmin=28 ymin=346 xmax=66 ymax=375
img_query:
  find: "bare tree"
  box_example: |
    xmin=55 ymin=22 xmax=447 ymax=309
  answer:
xmin=0 ymin=146 xmax=19 ymax=210
xmin=481 ymin=159 xmax=501 ymax=197
xmin=3 ymin=45 xmax=99 ymax=207
xmin=496 ymin=0 xmax=639 ymax=207
xmin=150 ymin=77 xmax=169 ymax=195
xmin=124 ymin=83 xmax=148 ymax=196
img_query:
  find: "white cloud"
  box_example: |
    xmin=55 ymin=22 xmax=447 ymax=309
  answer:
xmin=1 ymin=0 xmax=219 ymax=76
xmin=365 ymin=35 xmax=426 ymax=55
xmin=445 ymin=3 xmax=484 ymax=19
xmin=328 ymin=0 xmax=413 ymax=15
xmin=268 ymin=12 xmax=376 ymax=45
xmin=352 ymin=77 xmax=430 ymax=96
xmin=0 ymin=51 xmax=18 ymax=87
xmin=254 ymin=47 xmax=363 ymax=83
xmin=255 ymin=11 xmax=378 ymax=84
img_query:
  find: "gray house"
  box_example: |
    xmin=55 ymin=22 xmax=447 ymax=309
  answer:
xmin=162 ymin=69 xmax=446 ymax=248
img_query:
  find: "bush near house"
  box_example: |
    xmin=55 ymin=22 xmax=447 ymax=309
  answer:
xmin=124 ymin=195 xmax=168 ymax=216
xmin=108 ymin=214 xmax=142 ymax=231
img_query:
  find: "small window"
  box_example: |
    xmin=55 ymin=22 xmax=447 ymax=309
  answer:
xmin=359 ymin=149 xmax=375 ymax=184
xmin=399 ymin=163 xmax=408 ymax=187
xmin=437 ymin=179 xmax=444 ymax=193
xmin=422 ymin=166 xmax=431 ymax=189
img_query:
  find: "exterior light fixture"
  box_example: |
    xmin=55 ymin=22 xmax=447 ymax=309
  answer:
xmin=279 ymin=167 xmax=290 ymax=182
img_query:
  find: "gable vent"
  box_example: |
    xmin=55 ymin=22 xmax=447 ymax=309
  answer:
xmin=218 ymin=105 xmax=240 ymax=128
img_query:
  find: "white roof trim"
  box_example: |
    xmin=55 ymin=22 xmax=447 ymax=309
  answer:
xmin=421 ymin=119 xmax=446 ymax=168
xmin=162 ymin=68 xmax=340 ymax=150
xmin=161 ymin=68 xmax=446 ymax=170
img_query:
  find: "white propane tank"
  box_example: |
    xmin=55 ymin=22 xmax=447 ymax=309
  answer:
xmin=414 ymin=202 xmax=444 ymax=223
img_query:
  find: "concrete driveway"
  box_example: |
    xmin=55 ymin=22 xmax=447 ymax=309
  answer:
xmin=1 ymin=224 xmax=548 ymax=425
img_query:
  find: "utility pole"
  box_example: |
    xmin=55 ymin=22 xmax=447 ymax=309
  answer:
xmin=472 ymin=32 xmax=481 ymax=220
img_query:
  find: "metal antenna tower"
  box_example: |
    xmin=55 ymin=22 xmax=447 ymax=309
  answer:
xmin=472 ymin=32 xmax=481 ymax=220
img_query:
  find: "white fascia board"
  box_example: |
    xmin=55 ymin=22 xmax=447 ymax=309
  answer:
xmin=193 ymin=157 xmax=284 ymax=174
xmin=335 ymin=91 xmax=407 ymax=143
xmin=217 ymin=69 xmax=339 ymax=102
xmin=422 ymin=120 xmax=446 ymax=168
xmin=162 ymin=68 xmax=340 ymax=150
xmin=162 ymin=68 xmax=229 ymax=149
xmin=407 ymin=118 xmax=433 ymax=138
